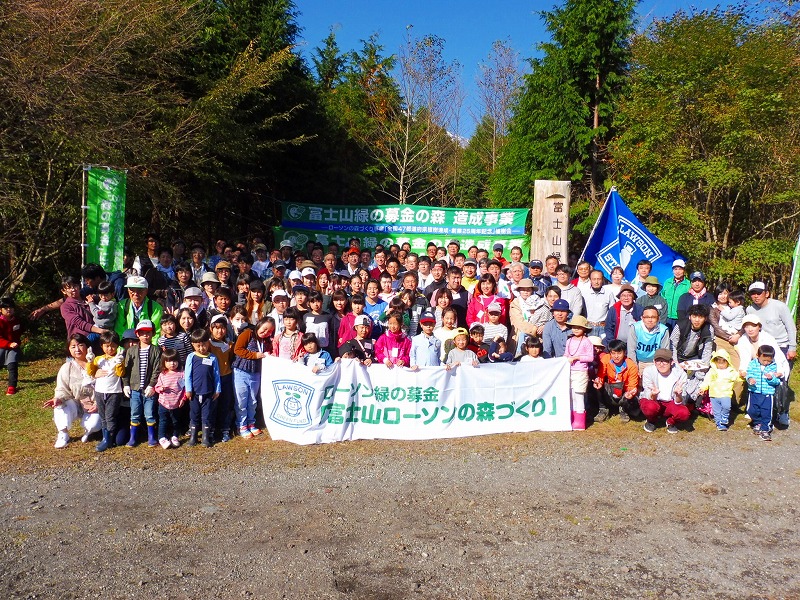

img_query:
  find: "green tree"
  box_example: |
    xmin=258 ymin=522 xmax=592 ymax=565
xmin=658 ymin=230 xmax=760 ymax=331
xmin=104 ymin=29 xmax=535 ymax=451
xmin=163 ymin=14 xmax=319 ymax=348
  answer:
xmin=610 ymin=8 xmax=800 ymax=293
xmin=491 ymin=0 xmax=635 ymax=212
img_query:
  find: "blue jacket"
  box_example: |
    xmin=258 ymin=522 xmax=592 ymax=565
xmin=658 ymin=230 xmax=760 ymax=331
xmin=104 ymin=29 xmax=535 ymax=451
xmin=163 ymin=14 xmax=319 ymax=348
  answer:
xmin=745 ymin=359 xmax=781 ymax=395
xmin=604 ymin=302 xmax=644 ymax=344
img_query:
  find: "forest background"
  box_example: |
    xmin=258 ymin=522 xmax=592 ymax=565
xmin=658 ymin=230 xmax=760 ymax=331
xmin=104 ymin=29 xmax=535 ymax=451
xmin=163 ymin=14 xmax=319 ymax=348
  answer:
xmin=1 ymin=0 xmax=798 ymax=314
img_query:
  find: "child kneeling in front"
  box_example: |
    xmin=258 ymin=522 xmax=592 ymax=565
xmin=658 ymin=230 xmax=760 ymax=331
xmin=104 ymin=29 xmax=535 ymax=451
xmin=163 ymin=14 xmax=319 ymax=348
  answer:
xmin=185 ymin=329 xmax=221 ymax=447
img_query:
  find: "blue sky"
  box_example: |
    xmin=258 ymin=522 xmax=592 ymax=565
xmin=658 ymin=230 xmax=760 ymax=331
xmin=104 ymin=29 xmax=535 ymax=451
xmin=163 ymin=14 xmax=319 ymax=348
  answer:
xmin=295 ymin=1 xmax=739 ymax=136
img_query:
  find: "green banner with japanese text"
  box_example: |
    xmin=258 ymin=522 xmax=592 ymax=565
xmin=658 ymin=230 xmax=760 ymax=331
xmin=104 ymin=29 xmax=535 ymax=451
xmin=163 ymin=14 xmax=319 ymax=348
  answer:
xmin=86 ymin=167 xmax=126 ymax=272
xmin=276 ymin=202 xmax=530 ymax=259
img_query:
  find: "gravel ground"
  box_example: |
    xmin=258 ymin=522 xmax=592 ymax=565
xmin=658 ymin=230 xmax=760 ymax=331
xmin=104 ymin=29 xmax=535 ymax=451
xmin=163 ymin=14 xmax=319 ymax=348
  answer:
xmin=1 ymin=424 xmax=799 ymax=600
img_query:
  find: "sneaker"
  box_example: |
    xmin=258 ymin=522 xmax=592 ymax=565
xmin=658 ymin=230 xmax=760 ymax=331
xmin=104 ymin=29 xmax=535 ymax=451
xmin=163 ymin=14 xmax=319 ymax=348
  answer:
xmin=760 ymin=430 xmax=772 ymax=442
xmin=777 ymin=413 xmax=790 ymax=428
xmin=249 ymin=426 xmax=262 ymax=436
xmin=716 ymin=424 xmax=728 ymax=432
xmin=6 ymin=386 xmax=16 ymax=396
xmin=643 ymin=422 xmax=656 ymax=433
xmin=159 ymin=437 xmax=171 ymax=450
xmin=54 ymin=431 xmax=69 ymax=449
xmin=81 ymin=431 xmax=92 ymax=443
xmin=751 ymin=424 xmax=762 ymax=435
xmin=170 ymin=436 xmax=180 ymax=448
xmin=221 ymin=430 xmax=232 ymax=443
xmin=619 ymin=409 xmax=631 ymax=424
xmin=594 ymin=407 xmax=609 ymax=423
xmin=743 ymin=412 xmax=752 ymax=422
xmin=240 ymin=427 xmax=253 ymax=439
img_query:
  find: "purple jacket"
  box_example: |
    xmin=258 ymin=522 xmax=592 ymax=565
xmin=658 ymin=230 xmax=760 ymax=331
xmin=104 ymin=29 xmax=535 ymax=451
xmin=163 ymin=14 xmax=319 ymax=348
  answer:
xmin=60 ymin=297 xmax=94 ymax=339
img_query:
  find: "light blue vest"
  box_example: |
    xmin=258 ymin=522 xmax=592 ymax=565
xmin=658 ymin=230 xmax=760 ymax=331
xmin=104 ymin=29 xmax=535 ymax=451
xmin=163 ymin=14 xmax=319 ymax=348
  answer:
xmin=633 ymin=321 xmax=668 ymax=362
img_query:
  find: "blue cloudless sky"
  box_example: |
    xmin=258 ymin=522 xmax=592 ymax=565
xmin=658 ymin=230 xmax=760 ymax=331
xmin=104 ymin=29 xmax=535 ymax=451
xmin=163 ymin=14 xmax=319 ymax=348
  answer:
xmin=296 ymin=1 xmax=744 ymax=137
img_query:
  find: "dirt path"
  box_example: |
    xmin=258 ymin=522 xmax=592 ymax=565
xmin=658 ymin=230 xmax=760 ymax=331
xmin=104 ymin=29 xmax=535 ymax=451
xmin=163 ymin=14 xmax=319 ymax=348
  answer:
xmin=1 ymin=426 xmax=799 ymax=599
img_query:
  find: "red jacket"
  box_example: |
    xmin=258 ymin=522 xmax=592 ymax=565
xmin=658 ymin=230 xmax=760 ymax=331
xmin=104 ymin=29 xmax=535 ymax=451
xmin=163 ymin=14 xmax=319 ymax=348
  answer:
xmin=0 ymin=314 xmax=23 ymax=348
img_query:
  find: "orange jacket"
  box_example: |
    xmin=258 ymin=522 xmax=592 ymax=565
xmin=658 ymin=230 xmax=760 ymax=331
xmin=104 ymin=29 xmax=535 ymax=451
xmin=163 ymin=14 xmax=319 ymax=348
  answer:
xmin=596 ymin=353 xmax=639 ymax=393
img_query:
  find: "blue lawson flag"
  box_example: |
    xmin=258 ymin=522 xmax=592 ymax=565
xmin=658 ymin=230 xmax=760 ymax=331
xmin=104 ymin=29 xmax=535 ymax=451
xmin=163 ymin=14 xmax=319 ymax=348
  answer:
xmin=580 ymin=189 xmax=686 ymax=285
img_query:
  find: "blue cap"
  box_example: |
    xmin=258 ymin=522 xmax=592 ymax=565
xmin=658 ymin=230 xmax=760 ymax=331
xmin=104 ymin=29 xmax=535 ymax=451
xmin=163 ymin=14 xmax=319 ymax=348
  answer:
xmin=419 ymin=309 xmax=436 ymax=324
xmin=551 ymin=299 xmax=570 ymax=312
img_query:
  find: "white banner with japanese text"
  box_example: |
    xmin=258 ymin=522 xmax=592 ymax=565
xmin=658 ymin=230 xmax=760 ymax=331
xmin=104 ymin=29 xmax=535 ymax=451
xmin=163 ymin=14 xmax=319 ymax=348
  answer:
xmin=261 ymin=356 xmax=571 ymax=445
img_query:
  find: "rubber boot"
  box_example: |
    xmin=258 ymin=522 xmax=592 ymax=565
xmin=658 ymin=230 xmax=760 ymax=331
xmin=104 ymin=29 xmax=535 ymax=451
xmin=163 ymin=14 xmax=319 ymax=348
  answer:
xmin=187 ymin=426 xmax=198 ymax=447
xmin=116 ymin=427 xmax=128 ymax=447
xmin=221 ymin=429 xmax=231 ymax=443
xmin=571 ymin=411 xmax=586 ymax=431
xmin=202 ymin=426 xmax=213 ymax=448
xmin=147 ymin=425 xmax=158 ymax=447
xmin=96 ymin=429 xmax=111 ymax=452
xmin=126 ymin=424 xmax=139 ymax=447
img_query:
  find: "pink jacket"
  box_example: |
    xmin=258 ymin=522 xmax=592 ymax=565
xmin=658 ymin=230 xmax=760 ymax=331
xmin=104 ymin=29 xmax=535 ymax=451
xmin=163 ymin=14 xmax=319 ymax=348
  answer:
xmin=564 ymin=335 xmax=594 ymax=371
xmin=467 ymin=295 xmax=507 ymax=325
xmin=375 ymin=330 xmax=411 ymax=366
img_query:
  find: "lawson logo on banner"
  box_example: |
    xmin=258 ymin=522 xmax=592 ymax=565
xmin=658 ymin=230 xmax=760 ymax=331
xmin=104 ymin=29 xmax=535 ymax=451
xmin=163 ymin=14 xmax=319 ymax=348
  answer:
xmin=270 ymin=380 xmax=315 ymax=428
xmin=582 ymin=189 xmax=685 ymax=285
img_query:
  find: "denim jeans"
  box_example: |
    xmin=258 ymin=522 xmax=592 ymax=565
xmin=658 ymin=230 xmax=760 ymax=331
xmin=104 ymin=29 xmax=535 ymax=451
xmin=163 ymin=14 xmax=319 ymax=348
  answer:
xmin=158 ymin=403 xmax=181 ymax=439
xmin=234 ymin=368 xmax=260 ymax=430
xmin=129 ymin=389 xmax=157 ymax=426
xmin=710 ymin=396 xmax=731 ymax=428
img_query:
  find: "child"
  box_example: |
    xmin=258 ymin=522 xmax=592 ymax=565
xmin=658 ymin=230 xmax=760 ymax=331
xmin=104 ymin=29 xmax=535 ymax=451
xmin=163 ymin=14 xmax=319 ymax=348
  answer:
xmin=745 ymin=345 xmax=783 ymax=441
xmin=268 ymin=289 xmax=289 ymax=336
xmin=445 ymin=327 xmax=479 ymax=368
xmin=209 ymin=314 xmax=235 ymax=442
xmin=410 ymin=309 xmax=441 ymax=368
xmin=482 ymin=302 xmax=508 ymax=344
xmin=184 ymin=329 xmax=221 ymax=447
xmin=467 ymin=323 xmax=490 ymax=363
xmin=0 ymin=297 xmax=22 ymax=395
xmin=87 ymin=331 xmax=125 ymax=452
xmin=158 ymin=313 xmax=191 ymax=366
xmin=339 ymin=315 xmax=376 ymax=365
xmin=593 ymin=338 xmax=639 ymax=423
xmin=563 ymin=315 xmax=594 ymax=430
xmin=154 ymin=348 xmax=185 ymax=449
xmin=122 ymin=319 xmax=162 ymax=447
xmin=488 ymin=337 xmax=514 ymax=362
xmin=718 ymin=289 xmax=746 ymax=335
xmin=299 ymin=333 xmax=333 ymax=373
xmin=292 ymin=285 xmax=310 ymax=321
xmin=87 ymin=281 xmax=118 ymax=332
xmin=304 ymin=291 xmax=331 ymax=349
xmin=519 ymin=336 xmax=544 ymax=362
xmin=375 ymin=312 xmax=411 ymax=368
xmin=434 ymin=307 xmax=459 ymax=361
xmin=274 ymin=307 xmax=304 ymax=360
xmin=700 ymin=348 xmax=742 ymax=431
xmin=337 ymin=293 xmax=368 ymax=348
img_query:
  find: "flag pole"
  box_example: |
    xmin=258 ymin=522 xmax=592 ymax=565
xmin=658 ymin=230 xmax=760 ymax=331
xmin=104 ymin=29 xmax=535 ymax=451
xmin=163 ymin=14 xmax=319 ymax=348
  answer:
xmin=81 ymin=165 xmax=89 ymax=272
xmin=787 ymin=229 xmax=800 ymax=320
xmin=577 ymin=187 xmax=615 ymax=267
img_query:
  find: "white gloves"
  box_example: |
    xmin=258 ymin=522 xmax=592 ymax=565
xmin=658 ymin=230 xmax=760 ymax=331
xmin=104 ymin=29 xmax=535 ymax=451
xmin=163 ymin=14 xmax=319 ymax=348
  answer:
xmin=123 ymin=386 xmax=131 ymax=398
xmin=144 ymin=386 xmax=155 ymax=398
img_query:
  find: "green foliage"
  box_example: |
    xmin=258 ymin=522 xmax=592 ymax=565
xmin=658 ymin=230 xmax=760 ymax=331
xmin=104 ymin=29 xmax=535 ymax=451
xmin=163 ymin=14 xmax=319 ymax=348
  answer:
xmin=610 ymin=7 xmax=800 ymax=288
xmin=491 ymin=0 xmax=635 ymax=209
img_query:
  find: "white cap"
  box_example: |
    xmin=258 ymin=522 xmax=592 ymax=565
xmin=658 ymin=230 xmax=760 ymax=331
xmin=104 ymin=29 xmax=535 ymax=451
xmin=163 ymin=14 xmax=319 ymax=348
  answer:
xmin=271 ymin=289 xmax=289 ymax=300
xmin=672 ymin=259 xmax=686 ymax=268
xmin=742 ymin=314 xmax=761 ymax=326
xmin=125 ymin=275 xmax=148 ymax=289
xmin=748 ymin=281 xmax=766 ymax=293
xmin=210 ymin=314 xmax=228 ymax=326
xmin=301 ymin=267 xmax=316 ymax=277
xmin=183 ymin=286 xmax=203 ymax=298
xmin=279 ymin=240 xmax=293 ymax=249
xmin=353 ymin=314 xmax=372 ymax=328
xmin=288 ymin=270 xmax=302 ymax=280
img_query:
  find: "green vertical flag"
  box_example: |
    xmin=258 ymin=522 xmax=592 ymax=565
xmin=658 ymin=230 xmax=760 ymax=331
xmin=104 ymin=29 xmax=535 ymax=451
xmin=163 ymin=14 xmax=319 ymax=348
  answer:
xmin=86 ymin=167 xmax=126 ymax=272
xmin=787 ymin=230 xmax=800 ymax=320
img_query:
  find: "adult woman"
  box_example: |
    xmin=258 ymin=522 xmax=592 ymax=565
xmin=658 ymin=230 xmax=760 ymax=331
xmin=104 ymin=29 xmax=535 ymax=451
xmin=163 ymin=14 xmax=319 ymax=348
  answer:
xmin=709 ymin=283 xmax=741 ymax=370
xmin=59 ymin=276 xmax=107 ymax=342
xmin=466 ymin=274 xmax=507 ymax=326
xmin=177 ymin=307 xmax=197 ymax=335
xmin=364 ymin=279 xmax=387 ymax=339
xmin=245 ymin=280 xmax=268 ymax=325
xmin=603 ymin=266 xmax=625 ymax=297
xmin=44 ymin=334 xmax=102 ymax=448
xmin=233 ymin=316 xmax=274 ymax=438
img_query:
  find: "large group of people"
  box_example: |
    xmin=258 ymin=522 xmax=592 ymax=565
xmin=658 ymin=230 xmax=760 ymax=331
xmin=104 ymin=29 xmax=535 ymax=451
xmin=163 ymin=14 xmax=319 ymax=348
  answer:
xmin=6 ymin=233 xmax=794 ymax=448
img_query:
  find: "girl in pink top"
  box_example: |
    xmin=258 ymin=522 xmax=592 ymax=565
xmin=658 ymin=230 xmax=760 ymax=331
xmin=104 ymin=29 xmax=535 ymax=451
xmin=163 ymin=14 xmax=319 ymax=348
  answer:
xmin=153 ymin=348 xmax=185 ymax=449
xmin=375 ymin=312 xmax=411 ymax=368
xmin=563 ymin=316 xmax=595 ymax=430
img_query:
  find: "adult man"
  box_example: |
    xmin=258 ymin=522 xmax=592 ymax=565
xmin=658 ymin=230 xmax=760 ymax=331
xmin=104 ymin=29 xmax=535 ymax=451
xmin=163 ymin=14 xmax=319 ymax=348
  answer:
xmin=207 ymin=238 xmax=227 ymax=270
xmin=487 ymin=260 xmax=512 ymax=299
xmin=581 ymin=269 xmax=615 ymax=339
xmin=662 ymin=259 xmax=690 ymax=329
xmin=676 ymin=271 xmax=715 ymax=321
xmin=164 ymin=262 xmax=195 ymax=314
xmin=506 ymin=262 xmax=526 ymax=297
xmin=554 ymin=264 xmax=584 ymax=316
xmin=384 ymin=257 xmax=402 ymax=290
xmin=359 ymin=249 xmax=373 ymax=271
xmin=604 ymin=284 xmax=644 ymax=343
xmin=544 ymin=255 xmax=560 ymax=280
xmin=492 ymin=243 xmax=509 ymax=269
xmin=404 ymin=252 xmax=419 ymax=274
xmin=424 ymin=260 xmax=448 ymax=301
xmin=188 ymin=243 xmax=209 ymax=284
xmin=343 ymin=248 xmax=361 ymax=276
xmin=542 ymin=299 xmax=571 ymax=359
xmin=426 ymin=242 xmax=438 ymax=261
xmin=746 ymin=281 xmax=796 ymax=362
xmin=369 ymin=249 xmax=387 ymax=279
xmin=446 ymin=240 xmax=460 ymax=266
xmin=444 ymin=266 xmax=469 ymax=328
xmin=461 ymin=258 xmax=479 ymax=293
xmin=115 ymin=276 xmax=163 ymax=338
xmin=417 ymin=256 xmax=434 ymax=292
xmin=279 ymin=240 xmax=295 ymax=271
xmin=400 ymin=271 xmax=429 ymax=337
xmin=571 ymin=261 xmax=592 ymax=291
xmin=670 ymin=304 xmax=713 ymax=405
xmin=628 ymin=306 xmax=670 ymax=376
xmin=528 ymin=260 xmax=551 ymax=297
xmin=640 ymin=348 xmax=689 ymax=434
xmin=629 ymin=259 xmax=653 ymax=298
